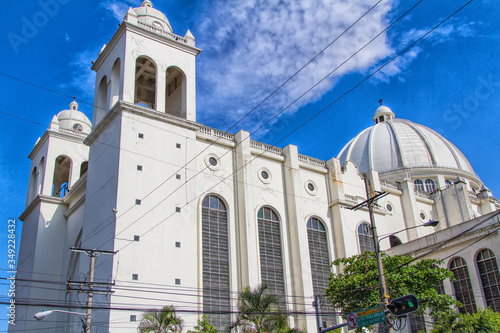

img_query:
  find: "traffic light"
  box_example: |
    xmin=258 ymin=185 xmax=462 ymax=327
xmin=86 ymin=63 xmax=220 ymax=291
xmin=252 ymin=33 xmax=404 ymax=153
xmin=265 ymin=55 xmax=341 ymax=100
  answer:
xmin=386 ymin=294 xmax=418 ymax=316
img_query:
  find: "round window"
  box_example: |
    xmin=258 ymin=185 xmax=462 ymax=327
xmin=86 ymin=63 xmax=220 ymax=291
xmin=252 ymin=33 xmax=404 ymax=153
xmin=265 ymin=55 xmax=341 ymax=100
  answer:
xmin=257 ymin=167 xmax=272 ymax=184
xmin=205 ymin=154 xmax=221 ymax=170
xmin=305 ymin=180 xmax=318 ymax=196
xmin=420 ymin=212 xmax=426 ymax=220
xmin=73 ymin=123 xmax=83 ymax=132
xmin=386 ymin=204 xmax=393 ymax=212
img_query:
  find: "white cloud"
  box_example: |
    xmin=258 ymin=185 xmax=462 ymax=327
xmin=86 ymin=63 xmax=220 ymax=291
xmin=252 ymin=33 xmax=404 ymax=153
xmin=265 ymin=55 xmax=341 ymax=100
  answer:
xmin=100 ymin=0 xmax=141 ymax=22
xmin=193 ymin=0 xmax=395 ymax=135
xmin=189 ymin=2 xmax=477 ymax=139
xmin=58 ymin=48 xmax=98 ymax=114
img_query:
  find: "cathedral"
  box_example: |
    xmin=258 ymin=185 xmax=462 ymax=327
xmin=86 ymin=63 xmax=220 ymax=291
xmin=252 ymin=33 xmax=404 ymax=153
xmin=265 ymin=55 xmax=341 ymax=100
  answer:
xmin=15 ymin=1 xmax=500 ymax=332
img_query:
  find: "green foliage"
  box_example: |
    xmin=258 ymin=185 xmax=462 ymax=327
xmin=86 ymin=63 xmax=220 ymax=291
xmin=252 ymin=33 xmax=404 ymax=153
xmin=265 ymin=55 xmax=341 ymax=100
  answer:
xmin=139 ymin=305 xmax=183 ymax=333
xmin=230 ymin=284 xmax=304 ymax=333
xmin=187 ymin=315 xmax=218 ymax=333
xmin=326 ymin=252 xmax=458 ymax=324
xmin=432 ymin=307 xmax=500 ymax=333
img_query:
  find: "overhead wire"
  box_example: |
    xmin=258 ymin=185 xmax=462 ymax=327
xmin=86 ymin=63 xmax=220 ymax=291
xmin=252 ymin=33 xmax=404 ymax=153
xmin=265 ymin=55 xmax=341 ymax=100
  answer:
xmin=114 ymin=0 xmax=471 ymax=252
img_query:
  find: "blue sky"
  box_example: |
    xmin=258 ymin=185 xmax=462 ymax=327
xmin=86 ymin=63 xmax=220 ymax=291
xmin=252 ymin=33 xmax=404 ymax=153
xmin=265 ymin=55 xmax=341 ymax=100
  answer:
xmin=0 ymin=0 xmax=499 ymax=329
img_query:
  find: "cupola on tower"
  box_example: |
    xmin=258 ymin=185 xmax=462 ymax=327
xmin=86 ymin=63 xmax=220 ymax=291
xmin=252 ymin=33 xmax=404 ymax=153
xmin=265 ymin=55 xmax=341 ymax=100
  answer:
xmin=91 ymin=0 xmax=200 ymax=125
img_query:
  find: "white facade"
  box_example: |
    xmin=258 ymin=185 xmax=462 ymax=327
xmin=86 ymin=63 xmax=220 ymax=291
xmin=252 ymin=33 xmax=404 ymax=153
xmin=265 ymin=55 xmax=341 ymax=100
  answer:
xmin=15 ymin=2 xmax=500 ymax=333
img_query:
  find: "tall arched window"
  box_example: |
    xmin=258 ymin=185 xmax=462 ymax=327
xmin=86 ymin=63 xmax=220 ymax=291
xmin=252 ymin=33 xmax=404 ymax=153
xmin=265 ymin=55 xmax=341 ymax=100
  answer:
xmin=449 ymin=257 xmax=476 ymax=314
xmin=307 ymin=217 xmax=336 ymax=327
xmin=477 ymin=249 xmax=500 ymax=312
xmin=414 ymin=179 xmax=424 ymax=191
xmin=135 ymin=56 xmax=156 ymax=109
xmin=425 ymin=179 xmax=436 ymax=193
xmin=201 ymin=195 xmax=230 ymax=330
xmin=358 ymin=223 xmax=375 ymax=253
xmin=257 ymin=207 xmax=285 ymax=306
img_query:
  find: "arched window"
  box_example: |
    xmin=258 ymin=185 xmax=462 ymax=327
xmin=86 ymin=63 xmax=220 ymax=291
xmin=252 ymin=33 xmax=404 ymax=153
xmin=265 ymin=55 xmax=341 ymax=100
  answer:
xmin=52 ymin=155 xmax=72 ymax=198
xmin=135 ymin=56 xmax=156 ymax=109
xmin=389 ymin=235 xmax=402 ymax=248
xmin=445 ymin=179 xmax=453 ymax=188
xmin=425 ymin=179 xmax=436 ymax=193
xmin=477 ymin=249 xmax=500 ymax=312
xmin=449 ymin=257 xmax=476 ymax=314
xmin=358 ymin=223 xmax=375 ymax=253
xmin=307 ymin=217 xmax=336 ymax=327
xmin=414 ymin=179 xmax=424 ymax=191
xmin=201 ymin=195 xmax=230 ymax=330
xmin=257 ymin=207 xmax=285 ymax=306
xmin=165 ymin=66 xmax=186 ymax=118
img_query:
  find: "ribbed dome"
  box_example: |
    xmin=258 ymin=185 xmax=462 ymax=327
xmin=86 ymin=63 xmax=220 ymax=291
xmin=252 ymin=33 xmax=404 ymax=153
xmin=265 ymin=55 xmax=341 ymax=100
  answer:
xmin=56 ymin=101 xmax=92 ymax=133
xmin=338 ymin=108 xmax=475 ymax=177
xmin=133 ymin=1 xmax=172 ymax=33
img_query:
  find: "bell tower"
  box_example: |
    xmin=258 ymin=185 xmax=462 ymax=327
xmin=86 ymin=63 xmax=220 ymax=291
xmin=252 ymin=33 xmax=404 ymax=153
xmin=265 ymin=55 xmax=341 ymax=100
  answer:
xmin=90 ymin=0 xmax=200 ymax=125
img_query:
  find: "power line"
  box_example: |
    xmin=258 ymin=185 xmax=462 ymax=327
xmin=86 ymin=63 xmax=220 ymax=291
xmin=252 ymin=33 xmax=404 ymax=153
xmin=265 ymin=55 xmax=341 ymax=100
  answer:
xmin=3 ymin=1 xmax=395 ymax=246
xmin=115 ymin=0 xmax=470 ymax=252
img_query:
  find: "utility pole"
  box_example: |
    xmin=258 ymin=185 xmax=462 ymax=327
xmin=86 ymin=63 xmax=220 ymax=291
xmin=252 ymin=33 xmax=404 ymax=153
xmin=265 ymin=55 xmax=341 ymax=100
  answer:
xmin=351 ymin=176 xmax=390 ymax=332
xmin=312 ymin=295 xmax=323 ymax=333
xmin=68 ymin=247 xmax=116 ymax=333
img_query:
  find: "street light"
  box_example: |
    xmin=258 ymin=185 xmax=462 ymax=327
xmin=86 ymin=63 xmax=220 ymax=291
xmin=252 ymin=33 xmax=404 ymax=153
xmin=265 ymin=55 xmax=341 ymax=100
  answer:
xmin=34 ymin=310 xmax=89 ymax=332
xmin=378 ymin=219 xmax=440 ymax=246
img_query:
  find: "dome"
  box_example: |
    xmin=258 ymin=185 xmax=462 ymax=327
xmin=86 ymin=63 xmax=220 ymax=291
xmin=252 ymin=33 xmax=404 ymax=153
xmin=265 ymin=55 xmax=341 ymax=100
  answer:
xmin=133 ymin=1 xmax=172 ymax=33
xmin=56 ymin=101 xmax=92 ymax=133
xmin=338 ymin=106 xmax=476 ymax=178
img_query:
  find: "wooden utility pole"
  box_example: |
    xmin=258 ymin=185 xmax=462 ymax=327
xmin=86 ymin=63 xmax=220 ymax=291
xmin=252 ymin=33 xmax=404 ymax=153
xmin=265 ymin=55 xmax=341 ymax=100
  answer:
xmin=68 ymin=247 xmax=116 ymax=333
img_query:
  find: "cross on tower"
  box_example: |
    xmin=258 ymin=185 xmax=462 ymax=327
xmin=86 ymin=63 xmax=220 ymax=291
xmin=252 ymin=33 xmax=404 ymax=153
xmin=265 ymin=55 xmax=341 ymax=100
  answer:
xmin=378 ymin=99 xmax=383 ymax=106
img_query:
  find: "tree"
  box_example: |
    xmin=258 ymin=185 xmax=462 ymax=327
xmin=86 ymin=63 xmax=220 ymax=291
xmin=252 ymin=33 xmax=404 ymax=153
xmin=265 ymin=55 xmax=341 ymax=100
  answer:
xmin=139 ymin=305 xmax=184 ymax=333
xmin=230 ymin=284 xmax=303 ymax=333
xmin=326 ymin=252 xmax=458 ymax=328
xmin=187 ymin=315 xmax=219 ymax=333
xmin=432 ymin=307 xmax=500 ymax=332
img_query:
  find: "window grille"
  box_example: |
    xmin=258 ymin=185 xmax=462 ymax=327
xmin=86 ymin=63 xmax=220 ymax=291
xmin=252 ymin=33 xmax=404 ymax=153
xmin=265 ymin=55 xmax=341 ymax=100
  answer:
xmin=257 ymin=207 xmax=285 ymax=307
xmin=477 ymin=249 xmax=500 ymax=312
xmin=414 ymin=179 xmax=424 ymax=191
xmin=449 ymin=257 xmax=476 ymax=314
xmin=409 ymin=312 xmax=426 ymax=332
xmin=425 ymin=179 xmax=436 ymax=193
xmin=358 ymin=223 xmax=375 ymax=253
xmin=307 ymin=218 xmax=336 ymax=327
xmin=202 ymin=195 xmax=231 ymax=331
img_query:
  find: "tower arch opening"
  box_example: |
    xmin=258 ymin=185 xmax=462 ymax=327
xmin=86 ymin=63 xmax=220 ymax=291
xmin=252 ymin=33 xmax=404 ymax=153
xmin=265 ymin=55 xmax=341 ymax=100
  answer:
xmin=80 ymin=161 xmax=88 ymax=177
xmin=95 ymin=76 xmax=108 ymax=124
xmin=52 ymin=155 xmax=72 ymax=198
xmin=27 ymin=167 xmax=38 ymax=202
xmin=109 ymin=58 xmax=121 ymax=108
xmin=134 ymin=56 xmax=156 ymax=109
xmin=165 ymin=66 xmax=186 ymax=118
xmin=37 ymin=157 xmax=45 ymax=195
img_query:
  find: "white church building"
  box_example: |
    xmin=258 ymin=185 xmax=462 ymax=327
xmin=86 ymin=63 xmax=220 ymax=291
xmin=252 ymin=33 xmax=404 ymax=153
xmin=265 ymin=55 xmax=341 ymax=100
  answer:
xmin=15 ymin=1 xmax=500 ymax=332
